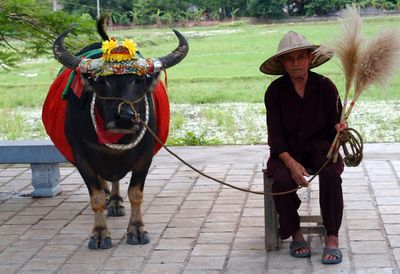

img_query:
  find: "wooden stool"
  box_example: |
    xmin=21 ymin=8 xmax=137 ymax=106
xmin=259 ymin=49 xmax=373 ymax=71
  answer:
xmin=263 ymin=167 xmax=326 ymax=251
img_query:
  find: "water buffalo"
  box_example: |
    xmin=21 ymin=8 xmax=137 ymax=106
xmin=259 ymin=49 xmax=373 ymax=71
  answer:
xmin=50 ymin=21 xmax=188 ymax=249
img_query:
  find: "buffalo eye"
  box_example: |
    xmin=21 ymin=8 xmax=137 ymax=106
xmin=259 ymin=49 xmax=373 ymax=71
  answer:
xmin=127 ymin=77 xmax=144 ymax=85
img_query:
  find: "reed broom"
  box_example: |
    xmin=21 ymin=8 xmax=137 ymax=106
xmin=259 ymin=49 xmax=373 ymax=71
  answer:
xmin=316 ymin=5 xmax=400 ymax=162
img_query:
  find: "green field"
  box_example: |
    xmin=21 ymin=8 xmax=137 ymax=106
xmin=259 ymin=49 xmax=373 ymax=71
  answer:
xmin=0 ymin=16 xmax=400 ymax=143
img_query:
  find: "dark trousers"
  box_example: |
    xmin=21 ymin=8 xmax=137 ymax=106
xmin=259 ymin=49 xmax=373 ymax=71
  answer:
xmin=267 ymin=140 xmax=344 ymax=240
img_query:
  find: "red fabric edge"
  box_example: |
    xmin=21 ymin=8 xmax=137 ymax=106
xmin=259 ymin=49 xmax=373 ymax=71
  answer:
xmin=152 ymin=81 xmax=170 ymax=155
xmin=42 ymin=68 xmax=75 ymax=163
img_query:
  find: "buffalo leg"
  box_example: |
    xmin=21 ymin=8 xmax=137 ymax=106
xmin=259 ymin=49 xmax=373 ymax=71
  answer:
xmin=99 ymin=177 xmax=111 ymax=204
xmin=88 ymin=188 xmax=112 ymax=249
xmin=127 ymin=184 xmax=149 ymax=244
xmin=107 ymin=181 xmax=126 ymax=217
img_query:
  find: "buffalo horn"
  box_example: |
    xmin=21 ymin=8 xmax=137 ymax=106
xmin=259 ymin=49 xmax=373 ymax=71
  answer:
xmin=97 ymin=15 xmax=110 ymax=41
xmin=53 ymin=29 xmax=82 ymax=69
xmin=158 ymin=30 xmax=189 ymax=69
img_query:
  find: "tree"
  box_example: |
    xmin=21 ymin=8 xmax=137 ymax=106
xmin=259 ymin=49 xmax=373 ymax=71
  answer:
xmin=0 ymin=0 xmax=96 ymax=69
xmin=304 ymin=0 xmax=353 ymax=15
xmin=131 ymin=0 xmax=190 ymax=25
xmin=247 ymin=0 xmax=286 ymax=18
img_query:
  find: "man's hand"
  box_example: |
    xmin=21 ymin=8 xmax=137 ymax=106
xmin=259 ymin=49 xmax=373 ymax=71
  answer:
xmin=335 ymin=121 xmax=348 ymax=133
xmin=335 ymin=121 xmax=348 ymax=142
xmin=279 ymin=152 xmax=309 ymax=187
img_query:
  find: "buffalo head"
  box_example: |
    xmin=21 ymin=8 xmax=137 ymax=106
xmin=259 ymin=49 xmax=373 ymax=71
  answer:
xmin=53 ymin=28 xmax=188 ymax=134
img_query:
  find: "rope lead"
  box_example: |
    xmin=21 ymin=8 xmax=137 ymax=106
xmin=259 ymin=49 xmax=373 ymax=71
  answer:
xmin=142 ymin=121 xmax=362 ymax=196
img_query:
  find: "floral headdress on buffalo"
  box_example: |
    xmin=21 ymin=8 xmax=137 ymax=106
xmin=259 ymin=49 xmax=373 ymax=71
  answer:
xmin=78 ymin=37 xmax=163 ymax=77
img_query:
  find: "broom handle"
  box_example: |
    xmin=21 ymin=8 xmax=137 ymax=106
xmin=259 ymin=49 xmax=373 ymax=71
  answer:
xmin=327 ymin=94 xmax=349 ymax=160
xmin=329 ymin=100 xmax=356 ymax=162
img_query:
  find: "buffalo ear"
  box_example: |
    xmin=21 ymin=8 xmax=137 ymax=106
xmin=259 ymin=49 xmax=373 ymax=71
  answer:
xmin=147 ymin=72 xmax=159 ymax=84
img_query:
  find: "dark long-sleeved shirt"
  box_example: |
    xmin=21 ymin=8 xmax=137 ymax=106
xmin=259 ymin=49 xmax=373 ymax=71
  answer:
xmin=264 ymin=71 xmax=342 ymax=157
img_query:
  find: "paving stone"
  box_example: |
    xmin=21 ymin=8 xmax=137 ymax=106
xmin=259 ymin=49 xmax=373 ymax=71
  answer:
xmin=350 ymin=240 xmax=389 ymax=254
xmin=48 ymin=234 xmax=87 ymax=245
xmin=185 ymin=256 xmax=225 ymax=270
xmin=374 ymin=189 xmax=400 ymax=197
xmin=21 ymin=257 xmax=66 ymax=271
xmin=379 ymin=205 xmax=400 ymax=214
xmin=5 ymin=214 xmax=43 ymax=225
xmin=156 ymin=238 xmax=194 ymax=250
xmin=0 ymin=203 xmax=28 ymax=212
xmin=346 ymin=210 xmax=379 ymax=219
xmin=163 ymin=227 xmax=200 ymax=238
xmin=175 ymin=208 xmax=210 ymax=218
xmin=102 ymin=256 xmax=144 ymax=271
xmin=232 ymin=237 xmax=265 ymax=250
xmin=197 ymin=232 xmax=234 ymax=244
xmin=143 ymin=213 xmax=174 ymax=223
xmin=236 ymin=227 xmax=265 ymax=238
xmin=353 ymin=254 xmax=392 ymax=268
xmin=377 ymin=196 xmax=400 ymax=205
xmin=225 ymin=262 xmax=268 ymax=274
xmin=44 ymin=210 xmax=79 ymax=220
xmin=345 ymin=201 xmax=375 ymax=210
xmin=35 ymin=244 xmax=79 ymax=257
xmin=0 ymin=211 xmax=15 ymax=221
xmin=202 ymin=222 xmax=237 ymax=232
xmin=228 ymin=249 xmax=267 ymax=263
xmin=20 ymin=228 xmax=59 ymax=240
xmin=0 ymin=250 xmax=35 ymax=264
xmin=348 ymin=230 xmax=385 ymax=241
xmin=57 ymin=263 xmax=102 ymax=273
xmin=210 ymin=204 xmax=242 ymax=213
xmin=67 ymin=249 xmax=112 ymax=264
xmin=0 ymin=264 xmax=20 ymax=273
xmin=112 ymin=244 xmax=153 ymax=257
xmin=0 ymin=224 xmax=31 ymax=235
xmin=347 ymin=218 xmax=381 ymax=230
xmin=148 ymin=249 xmax=189 ymax=263
xmin=141 ymin=263 xmax=184 ymax=274
xmin=183 ymin=270 xmax=220 ymax=274
xmin=169 ymin=217 xmax=204 ymax=227
xmin=192 ymin=244 xmax=230 ymax=256
xmin=206 ymin=212 xmax=241 ymax=222
xmin=385 ymin=224 xmax=400 ymax=235
xmin=353 ymin=268 xmax=395 ymax=274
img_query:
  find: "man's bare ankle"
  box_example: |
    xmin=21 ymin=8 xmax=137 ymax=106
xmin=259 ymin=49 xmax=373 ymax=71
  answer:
xmin=292 ymin=230 xmax=305 ymax=242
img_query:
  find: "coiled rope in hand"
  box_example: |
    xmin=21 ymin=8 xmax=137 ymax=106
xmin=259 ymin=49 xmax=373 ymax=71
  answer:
xmin=338 ymin=127 xmax=363 ymax=167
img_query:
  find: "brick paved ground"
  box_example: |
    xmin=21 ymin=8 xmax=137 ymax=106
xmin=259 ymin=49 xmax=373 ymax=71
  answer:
xmin=0 ymin=144 xmax=400 ymax=273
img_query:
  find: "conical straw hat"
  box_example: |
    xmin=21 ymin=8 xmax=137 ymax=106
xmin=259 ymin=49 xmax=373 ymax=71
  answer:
xmin=259 ymin=31 xmax=331 ymax=75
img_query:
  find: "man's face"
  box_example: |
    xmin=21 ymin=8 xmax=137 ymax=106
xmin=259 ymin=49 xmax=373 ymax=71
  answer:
xmin=280 ymin=49 xmax=312 ymax=79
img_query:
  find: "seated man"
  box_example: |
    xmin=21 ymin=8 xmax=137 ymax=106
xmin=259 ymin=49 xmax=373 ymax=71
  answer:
xmin=260 ymin=31 xmax=345 ymax=264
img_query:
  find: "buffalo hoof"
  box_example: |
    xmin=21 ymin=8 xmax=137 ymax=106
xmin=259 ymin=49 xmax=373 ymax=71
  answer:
xmin=88 ymin=236 xmax=112 ymax=249
xmin=107 ymin=199 xmax=125 ymax=217
xmin=107 ymin=206 xmax=126 ymax=217
xmin=127 ymin=232 xmax=150 ymax=245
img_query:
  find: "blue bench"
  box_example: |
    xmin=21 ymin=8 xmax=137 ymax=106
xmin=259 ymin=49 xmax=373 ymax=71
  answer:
xmin=0 ymin=140 xmax=68 ymax=197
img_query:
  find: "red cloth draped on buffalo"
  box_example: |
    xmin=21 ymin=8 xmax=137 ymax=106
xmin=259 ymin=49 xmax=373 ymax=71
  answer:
xmin=42 ymin=51 xmax=170 ymax=163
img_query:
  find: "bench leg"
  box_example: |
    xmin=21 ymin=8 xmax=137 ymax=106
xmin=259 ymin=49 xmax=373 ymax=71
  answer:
xmin=31 ymin=164 xmax=62 ymax=197
xmin=264 ymin=173 xmax=281 ymax=250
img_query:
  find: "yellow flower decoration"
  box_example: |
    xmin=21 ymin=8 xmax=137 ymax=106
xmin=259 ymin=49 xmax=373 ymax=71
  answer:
xmin=101 ymin=38 xmax=137 ymax=62
xmin=122 ymin=39 xmax=137 ymax=57
xmin=101 ymin=39 xmax=118 ymax=56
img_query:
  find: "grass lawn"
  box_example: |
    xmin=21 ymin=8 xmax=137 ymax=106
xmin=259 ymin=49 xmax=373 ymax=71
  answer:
xmin=0 ymin=16 xmax=399 ymax=143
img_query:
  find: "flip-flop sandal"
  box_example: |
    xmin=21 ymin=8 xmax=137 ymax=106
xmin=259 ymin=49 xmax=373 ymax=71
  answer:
xmin=321 ymin=247 xmax=342 ymax=264
xmin=290 ymin=240 xmax=311 ymax=258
